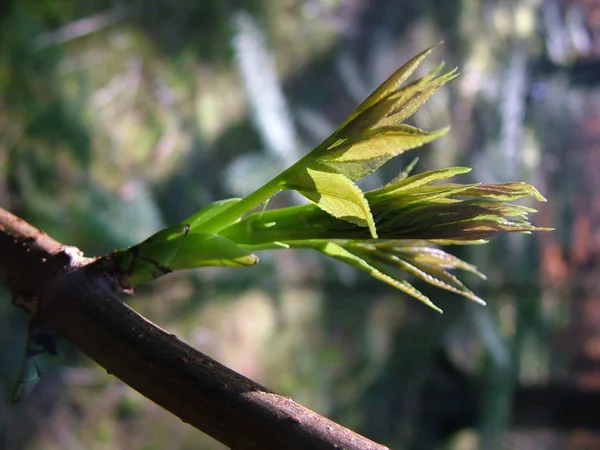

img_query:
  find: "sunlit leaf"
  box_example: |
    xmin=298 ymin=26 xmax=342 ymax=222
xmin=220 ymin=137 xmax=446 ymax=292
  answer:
xmin=373 ymin=248 xmax=486 ymax=305
xmin=336 ymin=67 xmax=458 ymax=139
xmin=371 ymin=167 xmax=472 ymax=199
xmin=387 ymin=243 xmax=485 ymax=278
xmin=372 ymin=184 xmax=479 ymax=207
xmin=283 ymin=165 xmax=377 ymax=238
xmin=317 ymin=241 xmax=442 ymax=312
xmin=342 ymin=45 xmax=440 ymax=125
xmin=379 ymin=68 xmax=458 ymax=127
xmin=320 ymin=126 xmax=448 ymax=180
xmin=456 ymin=182 xmax=547 ymax=202
xmin=373 ymin=202 xmax=545 ymax=241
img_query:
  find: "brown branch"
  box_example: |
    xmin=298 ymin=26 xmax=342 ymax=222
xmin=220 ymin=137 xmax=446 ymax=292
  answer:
xmin=0 ymin=207 xmax=388 ymax=450
xmin=0 ymin=207 xmax=93 ymax=314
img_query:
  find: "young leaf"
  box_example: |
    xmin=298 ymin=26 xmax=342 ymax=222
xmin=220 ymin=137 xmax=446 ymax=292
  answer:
xmin=371 ymin=201 xmax=544 ymax=242
xmin=283 ymin=164 xmax=377 ymax=238
xmin=371 ymin=167 xmax=472 ymax=199
xmin=367 ymin=247 xmax=486 ymax=305
xmin=170 ymin=231 xmax=258 ymax=269
xmin=335 ymin=67 xmax=458 ymax=140
xmin=377 ymin=68 xmax=459 ymax=128
xmin=455 ymin=182 xmax=547 ymax=202
xmin=386 ymin=243 xmax=485 ymax=278
xmin=338 ymin=44 xmax=440 ymax=128
xmin=316 ymin=241 xmax=443 ymax=312
xmin=319 ymin=126 xmax=448 ymax=180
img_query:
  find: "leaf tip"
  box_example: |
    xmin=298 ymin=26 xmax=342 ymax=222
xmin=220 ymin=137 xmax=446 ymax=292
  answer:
xmin=471 ymin=295 xmax=487 ymax=306
xmin=533 ymin=190 xmax=548 ymax=202
xmin=434 ymin=126 xmax=452 ymax=138
xmin=369 ymin=225 xmax=379 ymax=239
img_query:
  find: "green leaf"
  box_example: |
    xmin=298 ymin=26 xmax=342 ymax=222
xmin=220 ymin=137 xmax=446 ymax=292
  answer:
xmin=339 ymin=44 xmax=440 ymax=127
xmin=184 ymin=198 xmax=242 ymax=229
xmin=369 ymin=248 xmax=486 ymax=305
xmin=110 ymin=223 xmax=190 ymax=287
xmin=170 ymin=231 xmax=258 ymax=269
xmin=371 ymin=184 xmax=478 ymax=208
xmin=337 ymin=67 xmax=458 ymax=139
xmin=320 ymin=125 xmax=449 ymax=180
xmin=456 ymin=182 xmax=547 ymax=202
xmin=373 ymin=201 xmax=541 ymax=241
xmin=388 ymin=243 xmax=486 ymax=278
xmin=380 ymin=67 xmax=459 ymax=127
xmin=283 ymin=164 xmax=377 ymax=238
xmin=371 ymin=167 xmax=472 ymax=199
xmin=317 ymin=241 xmax=443 ymax=312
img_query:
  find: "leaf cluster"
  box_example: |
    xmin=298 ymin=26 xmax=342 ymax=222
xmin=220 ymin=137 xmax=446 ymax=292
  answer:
xmin=99 ymin=45 xmax=550 ymax=312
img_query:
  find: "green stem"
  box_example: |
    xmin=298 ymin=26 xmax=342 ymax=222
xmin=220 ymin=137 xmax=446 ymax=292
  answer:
xmin=197 ymin=134 xmax=337 ymax=235
xmin=198 ymin=177 xmax=284 ymax=234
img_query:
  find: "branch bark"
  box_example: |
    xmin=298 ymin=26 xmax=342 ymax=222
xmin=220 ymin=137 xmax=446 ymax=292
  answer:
xmin=0 ymin=207 xmax=388 ymax=450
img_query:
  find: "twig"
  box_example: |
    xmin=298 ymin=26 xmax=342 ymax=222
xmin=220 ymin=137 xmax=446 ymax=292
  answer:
xmin=0 ymin=207 xmax=388 ymax=450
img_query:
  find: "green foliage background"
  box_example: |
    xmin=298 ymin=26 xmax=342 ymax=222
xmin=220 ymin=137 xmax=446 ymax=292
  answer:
xmin=0 ymin=0 xmax=589 ymax=449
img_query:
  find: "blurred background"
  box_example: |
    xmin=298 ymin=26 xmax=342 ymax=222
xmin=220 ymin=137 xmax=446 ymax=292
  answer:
xmin=1 ymin=0 xmax=599 ymax=449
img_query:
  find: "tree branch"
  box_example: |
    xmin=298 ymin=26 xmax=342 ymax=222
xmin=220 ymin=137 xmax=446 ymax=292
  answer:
xmin=0 ymin=207 xmax=388 ymax=450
